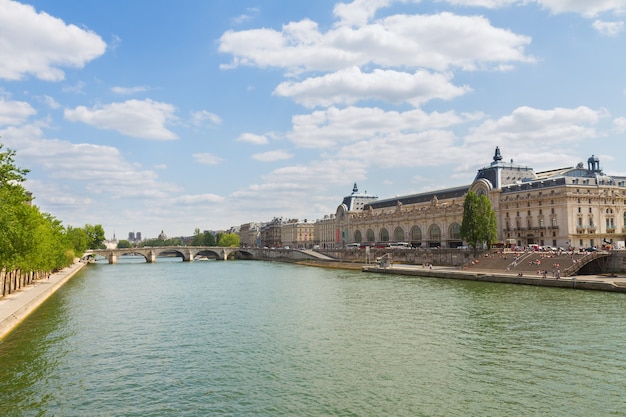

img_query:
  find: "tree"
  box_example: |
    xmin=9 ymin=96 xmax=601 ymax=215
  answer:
xmin=83 ymin=224 xmax=106 ymax=249
xmin=217 ymin=233 xmax=240 ymax=247
xmin=460 ymin=191 xmax=497 ymax=256
xmin=117 ymin=240 xmax=132 ymax=249
xmin=191 ymin=228 xmax=216 ymax=246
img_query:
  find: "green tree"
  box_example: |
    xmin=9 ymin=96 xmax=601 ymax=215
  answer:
xmin=460 ymin=191 xmax=497 ymax=256
xmin=65 ymin=226 xmax=90 ymax=255
xmin=191 ymin=228 xmax=216 ymax=246
xmin=83 ymin=224 xmax=106 ymax=249
xmin=217 ymin=232 xmax=240 ymax=247
xmin=117 ymin=239 xmax=132 ymax=249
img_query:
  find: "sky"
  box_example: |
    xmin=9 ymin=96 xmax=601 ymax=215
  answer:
xmin=1 ymin=0 xmax=625 ymax=240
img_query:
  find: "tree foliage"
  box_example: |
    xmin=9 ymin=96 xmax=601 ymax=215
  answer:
xmin=0 ymin=144 xmax=105 ymax=273
xmin=217 ymin=232 xmax=240 ymax=247
xmin=460 ymin=191 xmax=497 ymax=255
xmin=191 ymin=228 xmax=216 ymax=246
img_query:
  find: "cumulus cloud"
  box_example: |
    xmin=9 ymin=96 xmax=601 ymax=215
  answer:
xmin=191 ymin=110 xmax=222 ymax=127
xmin=0 ymin=97 xmax=36 ymax=126
xmin=0 ymin=0 xmax=106 ymax=81
xmin=178 ymin=193 xmax=225 ymax=204
xmin=333 ymin=0 xmax=398 ymax=27
xmin=443 ymin=0 xmax=625 ymax=17
xmin=64 ymin=99 xmax=178 ymax=140
xmin=219 ymin=12 xmax=533 ymax=73
xmin=192 ymin=152 xmax=223 ymax=165
xmin=274 ymin=66 xmax=471 ymax=108
xmin=287 ymin=106 xmax=478 ymax=148
xmin=465 ymin=106 xmax=604 ymax=145
xmin=592 ymin=20 xmax=624 ymax=36
xmin=614 ymin=116 xmax=626 ymax=133
xmin=252 ymin=150 xmax=293 ymax=162
xmin=236 ymin=132 xmax=269 ymax=144
xmin=1 ymin=124 xmax=181 ymax=200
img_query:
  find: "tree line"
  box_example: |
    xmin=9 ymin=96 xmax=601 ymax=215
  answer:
xmin=1 ymin=144 xmax=105 ymax=295
xmin=116 ymin=228 xmax=240 ymax=248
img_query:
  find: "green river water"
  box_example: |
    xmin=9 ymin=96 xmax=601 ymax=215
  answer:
xmin=0 ymin=257 xmax=625 ymax=416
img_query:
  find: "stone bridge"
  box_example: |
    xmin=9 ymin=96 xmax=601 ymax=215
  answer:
xmin=86 ymin=247 xmax=335 ymax=264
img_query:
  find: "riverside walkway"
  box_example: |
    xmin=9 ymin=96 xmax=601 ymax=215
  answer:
xmin=362 ymin=262 xmax=626 ymax=292
xmin=0 ymin=261 xmax=87 ymax=341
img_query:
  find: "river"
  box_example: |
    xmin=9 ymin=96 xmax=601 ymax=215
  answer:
xmin=1 ymin=257 xmax=625 ymax=416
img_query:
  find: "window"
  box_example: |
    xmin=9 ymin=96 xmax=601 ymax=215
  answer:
xmin=429 ymin=224 xmax=441 ymax=241
xmin=393 ymin=227 xmax=405 ymax=242
xmin=552 ymin=218 xmax=558 ymax=227
xmin=410 ymin=226 xmax=422 ymax=242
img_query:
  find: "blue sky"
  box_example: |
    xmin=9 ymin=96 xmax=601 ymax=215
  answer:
xmin=1 ymin=0 xmax=625 ymax=240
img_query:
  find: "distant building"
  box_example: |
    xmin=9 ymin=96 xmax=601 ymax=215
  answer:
xmin=325 ymin=148 xmax=626 ymax=250
xmin=315 ymin=183 xmax=378 ymax=248
xmin=260 ymin=217 xmax=283 ymax=248
xmin=281 ymin=219 xmax=315 ymax=249
xmin=158 ymin=230 xmax=167 ymax=240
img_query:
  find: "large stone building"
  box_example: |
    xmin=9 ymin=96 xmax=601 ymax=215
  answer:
xmin=281 ymin=219 xmax=315 ymax=249
xmin=322 ymin=147 xmax=626 ymax=250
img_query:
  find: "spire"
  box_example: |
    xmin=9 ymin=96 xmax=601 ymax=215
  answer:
xmin=493 ymin=146 xmax=503 ymax=162
xmin=352 ymin=182 xmax=358 ymax=194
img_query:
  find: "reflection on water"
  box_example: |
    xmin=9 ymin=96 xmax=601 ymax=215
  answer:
xmin=1 ymin=260 xmax=625 ymax=416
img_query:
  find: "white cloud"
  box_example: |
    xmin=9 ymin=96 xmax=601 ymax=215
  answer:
xmin=64 ymin=99 xmax=178 ymax=140
xmin=287 ymin=106 xmax=477 ymax=148
xmin=592 ymin=19 xmax=624 ymax=36
xmin=111 ymin=86 xmax=149 ymax=95
xmin=274 ymin=66 xmax=471 ymax=108
xmin=0 ymin=97 xmax=36 ymax=126
xmin=236 ymin=132 xmax=269 ymax=144
xmin=219 ymin=12 xmax=533 ymax=74
xmin=0 ymin=0 xmax=106 ymax=81
xmin=333 ymin=0 xmax=398 ymax=27
xmin=191 ymin=110 xmax=222 ymax=126
xmin=252 ymin=150 xmax=293 ymax=162
xmin=465 ymin=106 xmax=604 ymax=145
xmin=192 ymin=152 xmax=222 ymax=165
xmin=614 ymin=116 xmax=626 ymax=133
xmin=443 ymin=0 xmax=626 ymax=17
xmin=1 ymin=124 xmax=181 ymax=199
xmin=534 ymin=0 xmax=626 ymax=18
xmin=42 ymin=95 xmax=61 ymax=109
xmin=334 ymin=129 xmax=463 ymax=168
xmin=178 ymin=193 xmax=225 ymax=204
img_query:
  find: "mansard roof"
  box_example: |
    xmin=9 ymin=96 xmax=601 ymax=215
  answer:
xmin=364 ymin=185 xmax=469 ymax=210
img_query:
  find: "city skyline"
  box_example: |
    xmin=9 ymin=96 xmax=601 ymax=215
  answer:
xmin=1 ymin=0 xmax=625 ymax=239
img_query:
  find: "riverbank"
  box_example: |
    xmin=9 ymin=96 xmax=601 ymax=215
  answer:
xmin=362 ymin=263 xmax=626 ymax=293
xmin=0 ymin=261 xmax=87 ymax=341
xmin=295 ymin=258 xmax=626 ymax=293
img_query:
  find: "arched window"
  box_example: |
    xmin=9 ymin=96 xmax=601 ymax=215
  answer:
xmin=429 ymin=224 xmax=441 ymax=241
xmin=449 ymin=223 xmax=461 ymax=240
xmin=366 ymin=229 xmax=375 ymax=242
xmin=354 ymin=230 xmax=362 ymax=243
xmin=379 ymin=228 xmax=389 ymax=242
xmin=410 ymin=226 xmax=422 ymax=242
xmin=393 ymin=227 xmax=405 ymax=242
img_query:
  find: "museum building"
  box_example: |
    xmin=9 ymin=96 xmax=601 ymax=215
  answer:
xmin=323 ymin=147 xmax=626 ymax=250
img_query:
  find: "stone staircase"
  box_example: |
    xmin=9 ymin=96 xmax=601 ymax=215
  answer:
xmin=465 ymin=251 xmax=596 ymax=277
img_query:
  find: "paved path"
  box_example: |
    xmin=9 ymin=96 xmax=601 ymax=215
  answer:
xmin=0 ymin=261 xmax=87 ymax=341
xmin=363 ymin=263 xmax=626 ymax=292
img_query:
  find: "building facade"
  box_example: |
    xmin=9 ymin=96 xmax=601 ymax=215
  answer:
xmin=281 ymin=219 xmax=315 ymax=249
xmin=326 ymin=148 xmax=626 ymax=250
